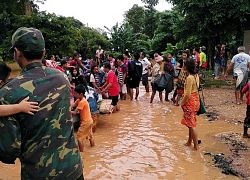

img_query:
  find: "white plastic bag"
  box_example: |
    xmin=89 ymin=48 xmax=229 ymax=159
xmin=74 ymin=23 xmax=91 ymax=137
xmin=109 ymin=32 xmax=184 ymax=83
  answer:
xmin=99 ymin=99 xmax=112 ymax=114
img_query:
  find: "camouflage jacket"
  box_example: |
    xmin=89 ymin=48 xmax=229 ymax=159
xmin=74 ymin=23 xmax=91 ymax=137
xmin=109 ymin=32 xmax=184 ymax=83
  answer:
xmin=0 ymin=62 xmax=83 ymax=180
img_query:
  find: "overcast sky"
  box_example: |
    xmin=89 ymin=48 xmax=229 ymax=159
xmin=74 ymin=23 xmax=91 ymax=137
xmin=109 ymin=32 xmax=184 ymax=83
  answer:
xmin=39 ymin=0 xmax=172 ymax=29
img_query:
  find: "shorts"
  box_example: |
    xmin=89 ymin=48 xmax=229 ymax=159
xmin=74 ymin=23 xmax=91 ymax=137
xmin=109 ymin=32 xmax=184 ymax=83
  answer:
xmin=142 ymin=73 xmax=149 ymax=86
xmin=151 ymin=82 xmax=163 ymax=92
xmin=77 ymin=119 xmax=93 ymax=141
xmin=233 ymin=75 xmax=247 ymax=91
xmin=129 ymin=77 xmax=140 ymax=89
xmin=109 ymin=95 xmax=119 ymax=106
xmin=119 ymin=84 xmax=127 ymax=94
xmin=221 ymin=58 xmax=227 ymax=67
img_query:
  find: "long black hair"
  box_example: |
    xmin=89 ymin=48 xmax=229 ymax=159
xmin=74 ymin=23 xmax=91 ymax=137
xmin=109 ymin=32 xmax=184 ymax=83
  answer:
xmin=77 ymin=75 xmax=89 ymax=93
xmin=184 ymin=58 xmax=196 ymax=75
xmin=91 ymin=64 xmax=98 ymax=74
xmin=74 ymin=84 xmax=86 ymax=96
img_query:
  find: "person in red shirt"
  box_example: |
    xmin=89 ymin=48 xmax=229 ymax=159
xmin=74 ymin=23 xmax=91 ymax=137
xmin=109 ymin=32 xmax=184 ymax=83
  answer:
xmin=45 ymin=54 xmax=64 ymax=72
xmin=69 ymin=53 xmax=88 ymax=73
xmin=242 ymin=81 xmax=250 ymax=138
xmin=100 ymin=62 xmax=120 ymax=113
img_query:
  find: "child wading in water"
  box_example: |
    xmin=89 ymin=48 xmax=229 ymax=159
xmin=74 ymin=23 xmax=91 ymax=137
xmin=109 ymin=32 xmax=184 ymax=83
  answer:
xmin=241 ymin=81 xmax=250 ymax=138
xmin=0 ymin=62 xmax=39 ymax=116
xmin=180 ymin=58 xmax=200 ymax=150
xmin=71 ymin=84 xmax=95 ymax=152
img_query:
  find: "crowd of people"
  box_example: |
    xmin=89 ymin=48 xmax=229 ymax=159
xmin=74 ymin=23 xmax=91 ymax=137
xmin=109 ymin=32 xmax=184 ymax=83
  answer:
xmin=0 ymin=26 xmax=250 ymax=179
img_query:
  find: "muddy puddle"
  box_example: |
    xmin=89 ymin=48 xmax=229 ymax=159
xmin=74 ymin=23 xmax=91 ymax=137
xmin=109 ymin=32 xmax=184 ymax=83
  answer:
xmin=0 ymin=64 xmax=243 ymax=179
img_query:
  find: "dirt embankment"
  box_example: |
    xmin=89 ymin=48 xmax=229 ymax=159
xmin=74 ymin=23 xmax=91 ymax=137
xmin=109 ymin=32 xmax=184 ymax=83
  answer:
xmin=203 ymin=87 xmax=250 ymax=179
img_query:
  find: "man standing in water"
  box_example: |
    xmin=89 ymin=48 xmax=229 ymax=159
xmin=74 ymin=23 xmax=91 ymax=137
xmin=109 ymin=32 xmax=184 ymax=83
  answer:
xmin=128 ymin=53 xmax=143 ymax=100
xmin=0 ymin=27 xmax=83 ymax=179
xmin=140 ymin=52 xmax=151 ymax=93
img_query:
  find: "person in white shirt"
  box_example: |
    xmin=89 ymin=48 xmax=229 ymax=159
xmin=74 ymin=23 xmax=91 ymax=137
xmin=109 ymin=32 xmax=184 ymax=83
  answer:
xmin=140 ymin=52 xmax=151 ymax=92
xmin=225 ymin=46 xmax=250 ymax=104
xmin=96 ymin=45 xmax=104 ymax=67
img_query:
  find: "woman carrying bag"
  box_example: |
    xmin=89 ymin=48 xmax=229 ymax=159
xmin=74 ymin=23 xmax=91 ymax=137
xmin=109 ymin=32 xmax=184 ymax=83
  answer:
xmin=150 ymin=54 xmax=164 ymax=103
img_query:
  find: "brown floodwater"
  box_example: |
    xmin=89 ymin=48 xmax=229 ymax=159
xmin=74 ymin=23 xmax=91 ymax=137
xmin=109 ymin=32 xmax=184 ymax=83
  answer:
xmin=1 ymin=63 xmax=241 ymax=179
xmin=0 ymin=90 xmax=242 ymax=179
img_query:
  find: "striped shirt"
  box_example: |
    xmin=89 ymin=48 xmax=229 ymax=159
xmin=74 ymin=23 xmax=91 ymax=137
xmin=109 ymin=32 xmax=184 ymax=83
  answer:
xmin=118 ymin=63 xmax=127 ymax=84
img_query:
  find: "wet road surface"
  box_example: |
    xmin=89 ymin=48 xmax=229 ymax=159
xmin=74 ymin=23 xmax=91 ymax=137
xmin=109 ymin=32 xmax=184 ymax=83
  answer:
xmin=0 ymin=87 xmax=242 ymax=180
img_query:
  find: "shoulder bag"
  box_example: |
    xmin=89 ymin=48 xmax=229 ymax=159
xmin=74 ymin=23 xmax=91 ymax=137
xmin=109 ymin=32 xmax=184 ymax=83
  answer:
xmin=194 ymin=75 xmax=206 ymax=115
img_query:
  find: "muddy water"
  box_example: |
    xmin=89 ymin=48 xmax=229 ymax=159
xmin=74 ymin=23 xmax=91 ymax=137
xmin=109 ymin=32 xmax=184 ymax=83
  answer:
xmin=81 ymin=89 xmax=240 ymax=180
xmin=1 ymin=64 xmax=241 ymax=179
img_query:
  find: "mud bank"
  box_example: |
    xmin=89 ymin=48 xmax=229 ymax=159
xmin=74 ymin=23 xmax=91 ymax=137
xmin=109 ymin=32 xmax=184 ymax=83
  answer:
xmin=204 ymin=87 xmax=250 ymax=179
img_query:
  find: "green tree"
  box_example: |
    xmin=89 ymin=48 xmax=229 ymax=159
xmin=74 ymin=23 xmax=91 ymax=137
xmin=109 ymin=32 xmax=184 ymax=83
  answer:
xmin=165 ymin=0 xmax=250 ymax=68
xmin=0 ymin=11 xmax=110 ymax=60
xmin=12 ymin=12 xmax=83 ymax=56
xmin=0 ymin=0 xmax=44 ymax=15
xmin=141 ymin=0 xmax=159 ymax=8
xmin=105 ymin=23 xmax=136 ymax=53
xmin=124 ymin=4 xmax=145 ymax=34
xmin=141 ymin=0 xmax=159 ymax=38
xmin=79 ymin=26 xmax=110 ymax=58
xmin=153 ymin=10 xmax=181 ymax=53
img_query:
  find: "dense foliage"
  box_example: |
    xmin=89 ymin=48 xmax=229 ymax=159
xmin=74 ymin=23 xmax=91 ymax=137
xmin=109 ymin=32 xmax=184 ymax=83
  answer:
xmin=1 ymin=0 xmax=249 ymax=66
xmin=164 ymin=0 xmax=250 ymax=67
xmin=0 ymin=1 xmax=110 ymax=60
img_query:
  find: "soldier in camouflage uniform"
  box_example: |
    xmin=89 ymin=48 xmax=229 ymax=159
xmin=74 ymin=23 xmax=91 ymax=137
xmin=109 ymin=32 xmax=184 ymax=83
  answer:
xmin=0 ymin=27 xmax=83 ymax=180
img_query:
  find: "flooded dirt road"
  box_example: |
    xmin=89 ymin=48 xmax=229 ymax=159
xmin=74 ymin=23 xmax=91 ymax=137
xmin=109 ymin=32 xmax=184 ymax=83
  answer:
xmin=0 ymin=64 xmax=243 ymax=179
xmin=0 ymin=88 xmax=242 ymax=180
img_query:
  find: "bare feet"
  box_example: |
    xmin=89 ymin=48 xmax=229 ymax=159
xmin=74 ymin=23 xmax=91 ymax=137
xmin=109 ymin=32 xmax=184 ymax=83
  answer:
xmin=173 ymin=103 xmax=179 ymax=106
xmin=89 ymin=138 xmax=95 ymax=147
xmin=192 ymin=146 xmax=199 ymax=151
xmin=184 ymin=142 xmax=191 ymax=146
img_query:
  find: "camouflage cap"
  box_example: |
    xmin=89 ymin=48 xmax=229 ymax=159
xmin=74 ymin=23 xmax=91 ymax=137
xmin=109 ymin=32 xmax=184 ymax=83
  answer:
xmin=10 ymin=27 xmax=45 ymax=52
